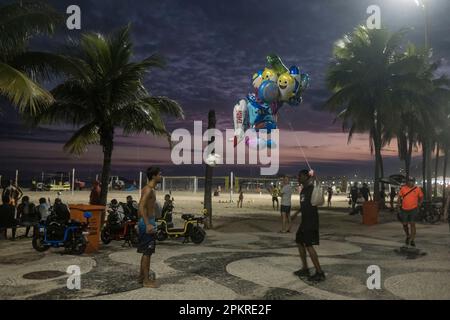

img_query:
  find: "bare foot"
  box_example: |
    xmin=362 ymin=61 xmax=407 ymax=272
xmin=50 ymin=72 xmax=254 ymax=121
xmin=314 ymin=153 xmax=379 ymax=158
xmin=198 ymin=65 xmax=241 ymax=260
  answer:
xmin=143 ymin=279 xmax=159 ymax=288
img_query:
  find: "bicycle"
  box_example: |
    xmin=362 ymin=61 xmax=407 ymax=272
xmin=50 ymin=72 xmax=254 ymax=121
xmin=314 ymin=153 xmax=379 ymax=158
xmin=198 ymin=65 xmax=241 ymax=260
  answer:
xmin=418 ymin=200 xmax=442 ymax=224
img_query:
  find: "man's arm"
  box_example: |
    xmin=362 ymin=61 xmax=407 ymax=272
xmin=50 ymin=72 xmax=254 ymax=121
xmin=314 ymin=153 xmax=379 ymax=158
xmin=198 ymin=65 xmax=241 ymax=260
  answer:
xmin=16 ymin=186 xmax=23 ymax=200
xmin=288 ymin=206 xmax=302 ymax=231
xmin=418 ymin=189 xmax=424 ymax=207
xmin=138 ymin=187 xmax=152 ymax=231
xmin=397 ymin=190 xmax=402 ymax=209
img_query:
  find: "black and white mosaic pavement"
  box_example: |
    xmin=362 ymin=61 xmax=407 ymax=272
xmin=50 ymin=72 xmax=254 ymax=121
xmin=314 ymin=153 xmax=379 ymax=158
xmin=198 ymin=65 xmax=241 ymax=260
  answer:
xmin=1 ymin=212 xmax=449 ymax=300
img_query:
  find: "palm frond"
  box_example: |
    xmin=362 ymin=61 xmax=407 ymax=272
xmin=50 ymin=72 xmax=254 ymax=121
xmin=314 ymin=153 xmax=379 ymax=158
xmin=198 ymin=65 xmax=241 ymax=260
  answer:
xmin=0 ymin=61 xmax=53 ymax=115
xmin=145 ymin=96 xmax=184 ymax=119
xmin=9 ymin=51 xmax=74 ymax=82
xmin=63 ymin=122 xmax=100 ymax=155
xmin=0 ymin=0 xmax=63 ymax=59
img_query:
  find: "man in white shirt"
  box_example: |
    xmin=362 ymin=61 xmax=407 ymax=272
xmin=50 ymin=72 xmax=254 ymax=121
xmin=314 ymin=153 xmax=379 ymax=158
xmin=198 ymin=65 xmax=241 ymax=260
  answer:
xmin=279 ymin=175 xmax=292 ymax=233
xmin=38 ymin=198 xmax=50 ymax=222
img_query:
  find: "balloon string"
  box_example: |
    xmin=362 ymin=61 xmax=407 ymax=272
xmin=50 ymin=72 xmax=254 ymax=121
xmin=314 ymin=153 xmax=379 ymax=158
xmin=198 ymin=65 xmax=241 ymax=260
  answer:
xmin=285 ymin=119 xmax=312 ymax=172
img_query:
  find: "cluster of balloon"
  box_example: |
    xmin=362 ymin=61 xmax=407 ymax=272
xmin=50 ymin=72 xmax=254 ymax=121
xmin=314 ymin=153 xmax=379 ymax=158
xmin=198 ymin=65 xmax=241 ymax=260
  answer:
xmin=233 ymin=54 xmax=310 ymax=149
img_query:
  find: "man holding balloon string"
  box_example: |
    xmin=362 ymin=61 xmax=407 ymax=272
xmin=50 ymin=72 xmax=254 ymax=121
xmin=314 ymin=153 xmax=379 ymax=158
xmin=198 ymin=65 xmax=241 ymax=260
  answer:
xmin=232 ymin=56 xmax=325 ymax=282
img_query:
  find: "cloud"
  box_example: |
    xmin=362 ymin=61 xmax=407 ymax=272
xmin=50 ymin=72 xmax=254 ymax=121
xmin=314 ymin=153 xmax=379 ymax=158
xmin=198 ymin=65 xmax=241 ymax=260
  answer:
xmin=2 ymin=0 xmax=449 ymax=177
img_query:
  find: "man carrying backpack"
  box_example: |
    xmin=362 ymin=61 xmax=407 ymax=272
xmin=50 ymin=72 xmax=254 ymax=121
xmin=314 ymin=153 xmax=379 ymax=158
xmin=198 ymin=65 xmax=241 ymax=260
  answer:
xmin=398 ymin=177 xmax=423 ymax=247
xmin=290 ymin=169 xmax=325 ymax=282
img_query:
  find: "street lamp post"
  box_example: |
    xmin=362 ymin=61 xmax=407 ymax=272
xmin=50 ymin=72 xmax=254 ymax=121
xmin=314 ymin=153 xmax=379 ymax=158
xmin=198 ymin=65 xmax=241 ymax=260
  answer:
xmin=415 ymin=0 xmax=430 ymax=50
xmin=413 ymin=0 xmax=433 ymax=201
xmin=414 ymin=0 xmax=430 ymax=49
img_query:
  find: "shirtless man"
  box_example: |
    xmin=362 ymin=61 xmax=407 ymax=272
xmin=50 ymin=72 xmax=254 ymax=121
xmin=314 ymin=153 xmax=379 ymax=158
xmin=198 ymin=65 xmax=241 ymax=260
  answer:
xmin=2 ymin=180 xmax=23 ymax=207
xmin=137 ymin=167 xmax=162 ymax=288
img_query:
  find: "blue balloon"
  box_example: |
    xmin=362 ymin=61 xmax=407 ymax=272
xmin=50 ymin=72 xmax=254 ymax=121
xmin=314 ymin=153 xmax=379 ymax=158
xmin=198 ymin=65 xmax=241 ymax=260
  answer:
xmin=258 ymin=80 xmax=279 ymax=104
xmin=289 ymin=66 xmax=300 ymax=76
xmin=300 ymin=73 xmax=311 ymax=89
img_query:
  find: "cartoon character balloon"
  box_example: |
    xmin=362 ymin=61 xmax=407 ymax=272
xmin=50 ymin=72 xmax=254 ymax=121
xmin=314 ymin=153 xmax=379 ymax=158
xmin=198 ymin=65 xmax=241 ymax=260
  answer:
xmin=261 ymin=68 xmax=278 ymax=83
xmin=278 ymin=72 xmax=296 ymax=102
xmin=233 ymin=54 xmax=310 ymax=148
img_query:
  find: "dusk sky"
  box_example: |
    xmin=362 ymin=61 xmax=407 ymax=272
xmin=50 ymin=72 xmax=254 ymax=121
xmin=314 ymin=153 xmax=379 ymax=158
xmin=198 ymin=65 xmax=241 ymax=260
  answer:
xmin=1 ymin=0 xmax=450 ymax=181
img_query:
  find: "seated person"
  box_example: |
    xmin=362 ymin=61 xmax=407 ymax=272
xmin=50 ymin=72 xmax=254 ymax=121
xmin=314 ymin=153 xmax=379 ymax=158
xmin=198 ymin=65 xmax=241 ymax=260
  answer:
xmin=107 ymin=199 xmax=125 ymax=224
xmin=0 ymin=195 xmax=17 ymax=240
xmin=17 ymin=196 xmax=38 ymax=237
xmin=160 ymin=195 xmax=174 ymax=227
xmin=37 ymin=198 xmax=51 ymax=222
xmin=53 ymin=198 xmax=71 ymax=224
xmin=122 ymin=195 xmax=138 ymax=220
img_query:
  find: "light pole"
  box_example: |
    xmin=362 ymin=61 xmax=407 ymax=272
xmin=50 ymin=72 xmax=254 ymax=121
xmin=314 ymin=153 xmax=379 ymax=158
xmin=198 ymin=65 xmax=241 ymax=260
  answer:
xmin=413 ymin=0 xmax=433 ymax=201
xmin=414 ymin=0 xmax=430 ymax=50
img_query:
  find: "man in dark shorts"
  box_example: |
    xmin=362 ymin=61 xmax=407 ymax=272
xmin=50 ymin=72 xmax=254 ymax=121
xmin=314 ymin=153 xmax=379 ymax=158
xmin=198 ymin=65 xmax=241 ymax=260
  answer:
xmin=279 ymin=176 xmax=292 ymax=233
xmin=289 ymin=170 xmax=325 ymax=282
xmin=271 ymin=185 xmax=280 ymax=210
xmin=137 ymin=167 xmax=162 ymax=288
xmin=327 ymin=186 xmax=333 ymax=207
xmin=349 ymin=182 xmax=359 ymax=215
xmin=360 ymin=183 xmax=371 ymax=202
xmin=397 ymin=177 xmax=423 ymax=247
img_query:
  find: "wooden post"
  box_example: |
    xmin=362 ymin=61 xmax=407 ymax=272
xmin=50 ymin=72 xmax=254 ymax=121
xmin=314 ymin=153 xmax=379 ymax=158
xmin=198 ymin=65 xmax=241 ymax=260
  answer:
xmin=162 ymin=177 xmax=166 ymax=193
xmin=139 ymin=172 xmax=143 ymax=198
xmin=230 ymin=172 xmax=234 ymax=203
xmin=72 ymin=168 xmax=75 ymax=195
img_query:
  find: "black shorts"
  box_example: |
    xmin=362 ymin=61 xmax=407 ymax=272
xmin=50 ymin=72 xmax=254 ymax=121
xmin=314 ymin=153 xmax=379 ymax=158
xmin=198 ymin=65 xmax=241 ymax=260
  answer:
xmin=280 ymin=205 xmax=291 ymax=215
xmin=398 ymin=208 xmax=419 ymax=223
xmin=272 ymin=197 xmax=279 ymax=202
xmin=137 ymin=232 xmax=156 ymax=256
xmin=296 ymin=227 xmax=320 ymax=246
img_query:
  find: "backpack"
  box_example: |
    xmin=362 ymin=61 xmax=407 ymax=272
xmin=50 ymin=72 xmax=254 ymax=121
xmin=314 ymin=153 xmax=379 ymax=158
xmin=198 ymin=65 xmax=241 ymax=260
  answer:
xmin=311 ymin=179 xmax=325 ymax=207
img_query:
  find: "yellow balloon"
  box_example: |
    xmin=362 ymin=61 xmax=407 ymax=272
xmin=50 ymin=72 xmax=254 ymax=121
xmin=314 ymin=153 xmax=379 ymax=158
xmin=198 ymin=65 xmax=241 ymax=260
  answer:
xmin=262 ymin=68 xmax=278 ymax=83
xmin=278 ymin=72 xmax=296 ymax=101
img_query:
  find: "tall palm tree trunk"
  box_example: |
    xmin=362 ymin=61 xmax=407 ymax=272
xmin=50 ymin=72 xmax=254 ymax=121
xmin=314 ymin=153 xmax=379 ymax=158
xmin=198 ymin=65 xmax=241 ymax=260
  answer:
xmin=99 ymin=128 xmax=114 ymax=210
xmin=204 ymin=110 xmax=216 ymax=229
xmin=405 ymin=136 xmax=414 ymax=178
xmin=434 ymin=143 xmax=440 ymax=198
xmin=372 ymin=123 xmax=382 ymax=202
xmin=379 ymin=151 xmax=385 ymax=192
xmin=374 ymin=147 xmax=382 ymax=202
xmin=425 ymin=138 xmax=433 ymax=201
xmin=443 ymin=148 xmax=448 ymax=200
xmin=422 ymin=143 xmax=427 ymax=193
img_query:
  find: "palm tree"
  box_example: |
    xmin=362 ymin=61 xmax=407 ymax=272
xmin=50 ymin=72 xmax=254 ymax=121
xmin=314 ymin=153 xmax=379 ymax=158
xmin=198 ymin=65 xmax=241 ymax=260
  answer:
xmin=326 ymin=26 xmax=411 ymax=201
xmin=0 ymin=0 xmax=63 ymax=115
xmin=410 ymin=62 xmax=450 ymax=201
xmin=34 ymin=25 xmax=184 ymax=205
xmin=434 ymin=104 xmax=450 ymax=198
xmin=382 ymin=44 xmax=449 ymax=190
xmin=327 ymin=26 xmax=450 ymax=202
